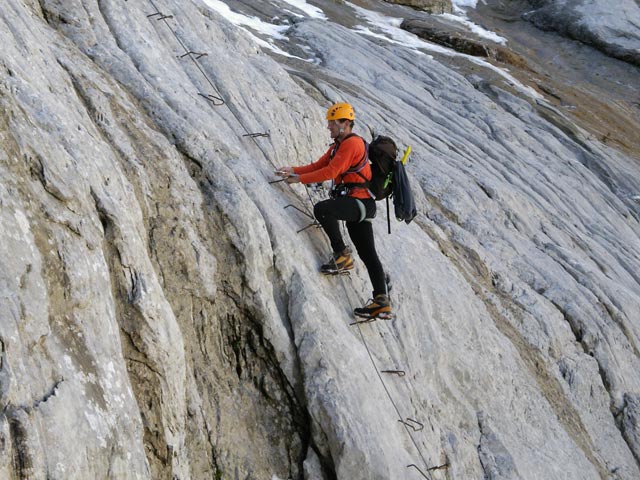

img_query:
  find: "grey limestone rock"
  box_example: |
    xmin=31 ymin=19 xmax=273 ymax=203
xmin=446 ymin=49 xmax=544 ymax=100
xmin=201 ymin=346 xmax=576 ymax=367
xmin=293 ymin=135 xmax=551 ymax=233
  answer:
xmin=384 ymin=0 xmax=452 ymax=14
xmin=621 ymin=394 xmax=640 ymax=465
xmin=522 ymin=0 xmax=640 ymax=66
xmin=0 ymin=0 xmax=639 ymax=479
xmin=477 ymin=411 xmax=519 ymax=480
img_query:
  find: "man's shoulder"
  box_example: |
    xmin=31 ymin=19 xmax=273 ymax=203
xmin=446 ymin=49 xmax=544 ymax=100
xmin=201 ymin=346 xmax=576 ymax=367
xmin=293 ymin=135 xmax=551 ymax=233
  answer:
xmin=341 ymin=134 xmax=366 ymax=151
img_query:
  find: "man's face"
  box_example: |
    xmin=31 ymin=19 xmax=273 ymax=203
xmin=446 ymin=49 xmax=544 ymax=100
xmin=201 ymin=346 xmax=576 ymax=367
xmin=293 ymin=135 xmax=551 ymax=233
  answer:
xmin=327 ymin=119 xmax=346 ymax=139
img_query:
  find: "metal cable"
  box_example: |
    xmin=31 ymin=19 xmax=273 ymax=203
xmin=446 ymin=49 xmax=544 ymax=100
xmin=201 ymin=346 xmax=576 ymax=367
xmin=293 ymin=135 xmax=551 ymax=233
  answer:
xmin=300 ymin=183 xmax=317 ymax=218
xmin=144 ymin=2 xmax=434 ymax=475
xmin=146 ymin=0 xmax=277 ymax=169
xmin=148 ymin=0 xmax=224 ymax=103
xmin=335 ymin=227 xmax=434 ymax=479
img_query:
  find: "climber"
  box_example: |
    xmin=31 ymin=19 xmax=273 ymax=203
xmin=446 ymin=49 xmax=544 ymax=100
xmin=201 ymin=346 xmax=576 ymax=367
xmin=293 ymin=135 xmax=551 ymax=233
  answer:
xmin=276 ymin=102 xmax=392 ymax=319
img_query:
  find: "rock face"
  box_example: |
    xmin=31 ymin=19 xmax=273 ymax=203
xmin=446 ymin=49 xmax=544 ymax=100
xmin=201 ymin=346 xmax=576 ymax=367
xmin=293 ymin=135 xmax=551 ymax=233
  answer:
xmin=0 ymin=1 xmax=639 ymax=480
xmin=384 ymin=0 xmax=452 ymax=14
xmin=401 ymin=18 xmax=528 ymax=66
xmin=521 ymin=0 xmax=640 ymax=66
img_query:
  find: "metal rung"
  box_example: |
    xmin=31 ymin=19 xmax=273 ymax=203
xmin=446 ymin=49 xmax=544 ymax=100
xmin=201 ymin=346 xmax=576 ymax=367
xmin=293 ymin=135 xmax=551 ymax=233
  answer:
xmin=407 ymin=464 xmax=430 ymax=479
xmin=243 ymin=132 xmax=270 ymax=138
xmin=349 ymin=314 xmax=394 ymax=326
xmin=179 ymin=51 xmax=208 ymax=59
xmin=198 ymin=93 xmax=225 ymax=106
xmin=147 ymin=12 xmax=173 ymax=20
xmin=297 ymin=221 xmax=321 ymax=234
xmin=399 ymin=418 xmax=424 ymax=432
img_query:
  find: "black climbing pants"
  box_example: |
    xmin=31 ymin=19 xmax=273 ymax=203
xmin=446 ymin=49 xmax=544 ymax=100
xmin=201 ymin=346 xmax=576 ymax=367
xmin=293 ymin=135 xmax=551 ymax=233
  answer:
xmin=314 ymin=197 xmax=387 ymax=296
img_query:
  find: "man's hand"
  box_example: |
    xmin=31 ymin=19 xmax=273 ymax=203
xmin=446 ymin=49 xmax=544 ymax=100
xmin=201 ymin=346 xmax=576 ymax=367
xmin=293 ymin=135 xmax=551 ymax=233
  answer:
xmin=285 ymin=174 xmax=300 ymax=184
xmin=275 ymin=167 xmax=294 ymax=178
xmin=274 ymin=167 xmax=300 ymax=184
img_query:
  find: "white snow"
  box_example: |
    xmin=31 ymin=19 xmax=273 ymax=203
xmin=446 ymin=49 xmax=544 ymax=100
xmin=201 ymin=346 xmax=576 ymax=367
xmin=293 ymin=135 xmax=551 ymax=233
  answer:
xmin=202 ymin=0 xmax=288 ymax=39
xmin=347 ymin=2 xmax=541 ymax=99
xmin=447 ymin=0 xmax=507 ymax=45
xmin=249 ymin=33 xmax=299 ymax=58
xmin=353 ymin=24 xmax=428 ymax=52
xmin=349 ymin=4 xmax=440 ymax=51
xmin=440 ymin=13 xmax=507 ymax=44
xmin=281 ymin=0 xmax=327 ymax=19
xmin=201 ymin=0 xmax=313 ymax=61
xmin=452 ymin=0 xmax=479 ymax=11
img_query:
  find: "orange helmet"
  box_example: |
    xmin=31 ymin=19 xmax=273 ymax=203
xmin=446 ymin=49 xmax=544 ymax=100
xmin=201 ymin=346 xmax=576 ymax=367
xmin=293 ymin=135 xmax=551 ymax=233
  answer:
xmin=326 ymin=102 xmax=355 ymax=121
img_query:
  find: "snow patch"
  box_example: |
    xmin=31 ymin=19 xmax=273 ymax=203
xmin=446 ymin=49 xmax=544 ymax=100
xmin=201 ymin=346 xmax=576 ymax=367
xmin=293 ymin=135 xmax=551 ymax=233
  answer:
xmin=201 ymin=0 xmax=312 ymax=61
xmin=281 ymin=0 xmax=327 ymax=19
xmin=452 ymin=0 xmax=478 ymax=12
xmin=448 ymin=0 xmax=506 ymax=45
xmin=202 ymin=0 xmax=288 ymax=39
xmin=349 ymin=4 xmax=441 ymax=52
xmin=347 ymin=2 xmax=540 ymax=100
xmin=248 ymin=33 xmax=302 ymax=59
xmin=439 ymin=13 xmax=507 ymax=44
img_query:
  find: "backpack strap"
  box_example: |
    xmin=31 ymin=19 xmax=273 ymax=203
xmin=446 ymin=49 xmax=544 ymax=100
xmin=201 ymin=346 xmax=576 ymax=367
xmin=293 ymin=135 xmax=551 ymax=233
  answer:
xmin=346 ymin=141 xmax=369 ymax=176
xmin=329 ymin=133 xmax=359 ymax=160
xmin=343 ymin=142 xmax=374 ymax=198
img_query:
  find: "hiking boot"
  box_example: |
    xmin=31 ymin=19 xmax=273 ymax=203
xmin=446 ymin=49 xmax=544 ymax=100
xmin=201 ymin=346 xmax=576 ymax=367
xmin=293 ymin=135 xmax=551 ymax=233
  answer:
xmin=320 ymin=248 xmax=353 ymax=275
xmin=354 ymin=294 xmax=392 ymax=319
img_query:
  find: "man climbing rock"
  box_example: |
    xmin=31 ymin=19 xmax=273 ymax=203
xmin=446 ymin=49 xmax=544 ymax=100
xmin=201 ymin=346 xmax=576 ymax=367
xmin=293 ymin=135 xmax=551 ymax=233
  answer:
xmin=276 ymin=102 xmax=392 ymax=319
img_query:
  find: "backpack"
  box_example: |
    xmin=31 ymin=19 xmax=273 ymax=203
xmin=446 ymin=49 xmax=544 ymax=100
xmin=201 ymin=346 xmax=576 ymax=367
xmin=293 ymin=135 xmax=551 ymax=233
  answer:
xmin=367 ymin=136 xmax=397 ymax=200
xmin=366 ymin=136 xmax=417 ymax=232
xmin=338 ymin=134 xmax=417 ymax=232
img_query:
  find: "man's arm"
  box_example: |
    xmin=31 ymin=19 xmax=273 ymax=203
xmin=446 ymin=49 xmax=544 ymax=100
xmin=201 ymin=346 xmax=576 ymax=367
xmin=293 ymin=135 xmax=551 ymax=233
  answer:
xmin=295 ymin=137 xmax=363 ymax=184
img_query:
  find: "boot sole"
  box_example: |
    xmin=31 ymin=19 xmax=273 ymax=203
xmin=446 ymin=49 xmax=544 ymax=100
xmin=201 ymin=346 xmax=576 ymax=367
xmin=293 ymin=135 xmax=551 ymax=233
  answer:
xmin=349 ymin=313 xmax=395 ymax=325
xmin=321 ymin=271 xmax=351 ymax=276
xmin=320 ymin=266 xmax=353 ymax=275
xmin=351 ymin=312 xmax=394 ymax=323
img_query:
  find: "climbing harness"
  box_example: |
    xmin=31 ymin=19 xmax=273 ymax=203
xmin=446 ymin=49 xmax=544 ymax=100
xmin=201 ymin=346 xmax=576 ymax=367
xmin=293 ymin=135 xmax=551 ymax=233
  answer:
xmin=329 ymin=134 xmax=374 ymax=200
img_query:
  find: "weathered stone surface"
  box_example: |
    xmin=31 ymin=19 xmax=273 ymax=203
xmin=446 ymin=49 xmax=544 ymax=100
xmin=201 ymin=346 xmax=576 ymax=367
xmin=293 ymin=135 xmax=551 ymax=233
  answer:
xmin=1 ymin=0 xmax=639 ymax=479
xmin=401 ymin=18 xmax=529 ymax=66
xmin=384 ymin=0 xmax=452 ymax=14
xmin=521 ymin=0 xmax=640 ymax=66
xmin=477 ymin=411 xmax=518 ymax=479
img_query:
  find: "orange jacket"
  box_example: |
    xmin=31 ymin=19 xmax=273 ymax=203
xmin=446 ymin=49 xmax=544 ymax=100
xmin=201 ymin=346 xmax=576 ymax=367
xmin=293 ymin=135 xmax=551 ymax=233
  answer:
xmin=293 ymin=135 xmax=372 ymax=199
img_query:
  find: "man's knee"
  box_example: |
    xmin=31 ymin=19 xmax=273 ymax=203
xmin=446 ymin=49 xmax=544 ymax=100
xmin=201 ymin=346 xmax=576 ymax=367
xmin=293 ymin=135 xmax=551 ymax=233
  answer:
xmin=314 ymin=200 xmax=332 ymax=220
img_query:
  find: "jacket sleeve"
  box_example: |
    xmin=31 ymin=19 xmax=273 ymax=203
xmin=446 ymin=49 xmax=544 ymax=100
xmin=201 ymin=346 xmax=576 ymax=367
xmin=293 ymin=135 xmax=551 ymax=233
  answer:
xmin=292 ymin=147 xmax=332 ymax=176
xmin=294 ymin=138 xmax=364 ymax=184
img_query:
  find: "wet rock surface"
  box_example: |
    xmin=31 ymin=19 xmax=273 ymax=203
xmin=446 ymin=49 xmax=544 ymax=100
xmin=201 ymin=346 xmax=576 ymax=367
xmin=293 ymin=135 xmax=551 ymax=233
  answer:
xmin=401 ymin=17 xmax=528 ymax=66
xmin=1 ymin=0 xmax=639 ymax=479
xmin=470 ymin=0 xmax=640 ymax=159
xmin=520 ymin=0 xmax=640 ymax=66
